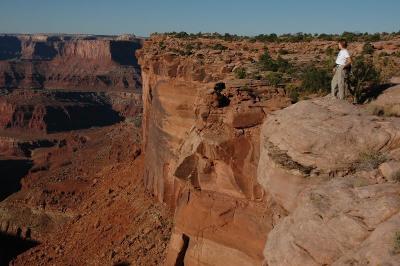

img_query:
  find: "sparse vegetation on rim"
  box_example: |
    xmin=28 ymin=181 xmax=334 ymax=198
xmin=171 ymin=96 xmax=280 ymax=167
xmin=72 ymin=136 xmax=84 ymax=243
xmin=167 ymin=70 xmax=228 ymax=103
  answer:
xmin=156 ymin=31 xmax=400 ymax=43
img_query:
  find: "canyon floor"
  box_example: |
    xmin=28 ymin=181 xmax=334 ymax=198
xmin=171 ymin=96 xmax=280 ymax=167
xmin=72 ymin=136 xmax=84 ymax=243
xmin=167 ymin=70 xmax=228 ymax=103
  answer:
xmin=8 ymin=123 xmax=172 ymax=266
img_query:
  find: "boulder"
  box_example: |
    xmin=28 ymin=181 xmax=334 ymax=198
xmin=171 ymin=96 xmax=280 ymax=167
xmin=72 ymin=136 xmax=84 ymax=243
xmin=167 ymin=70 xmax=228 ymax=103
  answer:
xmin=264 ymin=177 xmax=400 ymax=266
xmin=369 ymin=85 xmax=400 ymax=117
xmin=227 ymin=109 xmax=265 ymax=129
xmin=258 ymin=97 xmax=400 ymax=211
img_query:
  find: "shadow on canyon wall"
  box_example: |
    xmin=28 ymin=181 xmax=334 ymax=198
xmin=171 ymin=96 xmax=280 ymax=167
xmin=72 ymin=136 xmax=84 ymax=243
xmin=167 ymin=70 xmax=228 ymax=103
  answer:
xmin=0 ymin=159 xmax=33 ymax=201
xmin=0 ymin=36 xmax=21 ymax=60
xmin=110 ymin=40 xmax=142 ymax=67
xmin=0 ymin=231 xmax=39 ymax=266
xmin=44 ymin=104 xmax=123 ymax=133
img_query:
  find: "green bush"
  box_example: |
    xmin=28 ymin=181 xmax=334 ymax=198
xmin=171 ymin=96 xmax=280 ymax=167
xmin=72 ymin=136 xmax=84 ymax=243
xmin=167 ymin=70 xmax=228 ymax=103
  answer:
xmin=362 ymin=42 xmax=375 ymax=55
xmin=258 ymin=50 xmax=292 ymax=73
xmin=301 ymin=67 xmax=330 ymax=93
xmin=350 ymin=55 xmax=380 ymax=103
xmin=284 ymin=83 xmax=300 ymax=103
xmin=258 ymin=50 xmax=275 ymax=70
xmin=234 ymin=67 xmax=247 ymax=79
xmin=364 ymin=33 xmax=381 ymax=42
xmin=379 ymin=51 xmax=389 ymax=57
xmin=325 ymin=47 xmax=335 ymax=57
xmin=175 ymin=31 xmax=189 ymax=38
xmin=132 ymin=114 xmax=142 ymax=128
xmin=158 ymin=41 xmax=166 ymax=50
xmin=265 ymin=72 xmax=283 ymax=86
xmin=212 ymin=43 xmax=228 ymax=50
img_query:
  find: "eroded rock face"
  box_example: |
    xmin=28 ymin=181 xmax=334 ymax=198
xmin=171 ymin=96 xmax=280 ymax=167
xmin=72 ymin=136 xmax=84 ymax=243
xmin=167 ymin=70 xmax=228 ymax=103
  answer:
xmin=0 ymin=34 xmax=142 ymax=90
xmin=258 ymin=96 xmax=400 ymax=265
xmin=0 ymin=90 xmax=142 ymax=133
xmin=138 ymin=36 xmax=290 ymax=265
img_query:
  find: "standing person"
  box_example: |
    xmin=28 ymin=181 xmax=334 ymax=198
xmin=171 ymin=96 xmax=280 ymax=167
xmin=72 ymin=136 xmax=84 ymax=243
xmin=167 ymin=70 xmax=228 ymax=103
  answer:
xmin=331 ymin=39 xmax=352 ymax=99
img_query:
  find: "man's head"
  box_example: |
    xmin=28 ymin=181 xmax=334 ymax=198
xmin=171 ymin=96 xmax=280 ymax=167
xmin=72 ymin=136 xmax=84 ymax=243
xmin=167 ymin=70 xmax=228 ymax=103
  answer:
xmin=338 ymin=39 xmax=348 ymax=49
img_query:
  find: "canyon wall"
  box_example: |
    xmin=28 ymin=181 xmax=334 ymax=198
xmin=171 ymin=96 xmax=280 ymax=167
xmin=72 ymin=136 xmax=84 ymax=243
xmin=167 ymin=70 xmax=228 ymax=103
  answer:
xmin=0 ymin=34 xmax=142 ymax=90
xmin=0 ymin=34 xmax=143 ymax=134
xmin=138 ymin=36 xmax=290 ymax=265
xmin=0 ymin=90 xmax=142 ymax=133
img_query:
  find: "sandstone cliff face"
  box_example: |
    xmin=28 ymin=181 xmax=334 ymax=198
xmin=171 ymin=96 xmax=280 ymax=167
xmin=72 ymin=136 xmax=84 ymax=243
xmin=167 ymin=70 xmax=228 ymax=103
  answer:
xmin=138 ymin=36 xmax=290 ymax=265
xmin=0 ymin=34 xmax=142 ymax=90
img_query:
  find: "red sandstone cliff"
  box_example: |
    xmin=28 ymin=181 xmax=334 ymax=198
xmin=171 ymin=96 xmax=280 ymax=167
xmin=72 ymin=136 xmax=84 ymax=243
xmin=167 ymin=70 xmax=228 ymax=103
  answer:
xmin=0 ymin=34 xmax=142 ymax=90
xmin=137 ymin=36 xmax=291 ymax=265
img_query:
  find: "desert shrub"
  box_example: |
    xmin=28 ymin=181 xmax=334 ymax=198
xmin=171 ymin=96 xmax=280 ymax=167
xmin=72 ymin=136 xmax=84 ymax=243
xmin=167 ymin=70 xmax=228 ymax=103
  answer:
xmin=234 ymin=67 xmax=247 ymax=79
xmin=355 ymin=150 xmax=386 ymax=171
xmin=393 ymin=171 xmax=400 ymax=183
xmin=325 ymin=47 xmax=336 ymax=57
xmin=175 ymin=31 xmax=189 ymax=38
xmin=351 ymin=177 xmax=370 ymax=187
xmin=158 ymin=41 xmax=166 ymax=50
xmin=341 ymin=31 xmax=357 ymax=42
xmin=249 ymin=71 xmax=262 ymax=80
xmin=393 ymin=232 xmax=400 ymax=254
xmin=362 ymin=42 xmax=375 ymax=55
xmin=318 ymin=33 xmax=334 ymax=41
xmin=258 ymin=50 xmax=276 ymax=70
xmin=253 ymin=33 xmax=279 ymax=42
xmin=132 ymin=114 xmax=142 ymax=128
xmin=212 ymin=43 xmax=228 ymax=50
xmin=364 ymin=33 xmax=381 ymax=42
xmin=182 ymin=49 xmax=193 ymax=56
xmin=301 ymin=66 xmax=330 ymax=94
xmin=258 ymin=50 xmax=292 ymax=73
xmin=285 ymin=83 xmax=300 ymax=103
xmin=265 ymin=72 xmax=283 ymax=86
xmin=160 ymin=31 xmax=388 ymax=43
xmin=275 ymin=56 xmax=292 ymax=73
xmin=185 ymin=43 xmax=194 ymax=51
xmin=379 ymin=51 xmax=389 ymax=57
xmin=350 ymin=55 xmax=381 ymax=103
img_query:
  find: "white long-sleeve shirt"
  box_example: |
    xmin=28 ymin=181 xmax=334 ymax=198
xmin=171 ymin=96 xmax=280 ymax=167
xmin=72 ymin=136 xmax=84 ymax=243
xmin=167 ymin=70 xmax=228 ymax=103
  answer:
xmin=335 ymin=49 xmax=350 ymax=66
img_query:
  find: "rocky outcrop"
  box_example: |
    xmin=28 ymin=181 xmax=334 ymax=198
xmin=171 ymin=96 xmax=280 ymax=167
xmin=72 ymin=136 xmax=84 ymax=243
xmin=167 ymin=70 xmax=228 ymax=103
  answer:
xmin=368 ymin=85 xmax=400 ymax=117
xmin=0 ymin=34 xmax=142 ymax=90
xmin=258 ymin=97 xmax=400 ymax=265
